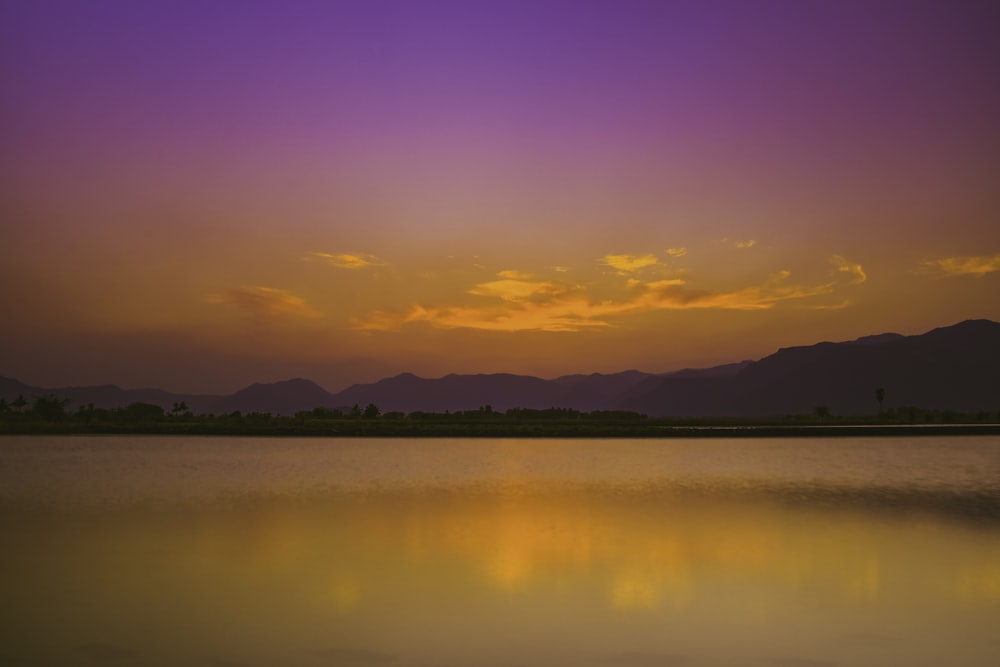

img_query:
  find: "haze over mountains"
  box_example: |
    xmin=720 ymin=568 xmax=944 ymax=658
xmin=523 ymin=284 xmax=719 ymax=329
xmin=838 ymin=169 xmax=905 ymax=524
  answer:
xmin=3 ymin=320 xmax=998 ymax=418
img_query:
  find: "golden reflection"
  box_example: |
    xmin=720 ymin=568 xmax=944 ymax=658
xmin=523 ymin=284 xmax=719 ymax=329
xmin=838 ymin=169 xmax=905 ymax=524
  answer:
xmin=486 ymin=547 xmax=534 ymax=591
xmin=847 ymin=559 xmax=881 ymax=601
xmin=958 ymin=564 xmax=1000 ymax=601
xmin=160 ymin=491 xmax=1000 ymax=620
xmin=153 ymin=489 xmax=1000 ymax=626
xmin=611 ymin=568 xmax=677 ymax=611
xmin=329 ymin=573 xmax=361 ymax=613
xmin=3 ymin=488 xmax=1000 ymax=666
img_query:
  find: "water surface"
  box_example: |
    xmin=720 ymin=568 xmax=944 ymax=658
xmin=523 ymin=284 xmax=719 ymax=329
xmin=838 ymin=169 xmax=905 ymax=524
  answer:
xmin=1 ymin=436 xmax=999 ymax=666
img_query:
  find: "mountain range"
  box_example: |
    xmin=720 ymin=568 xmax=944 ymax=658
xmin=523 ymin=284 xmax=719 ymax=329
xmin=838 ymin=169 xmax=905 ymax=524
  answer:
xmin=2 ymin=319 xmax=998 ymax=418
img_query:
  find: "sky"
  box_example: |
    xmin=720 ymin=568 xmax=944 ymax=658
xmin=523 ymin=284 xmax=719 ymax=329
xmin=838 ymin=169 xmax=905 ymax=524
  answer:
xmin=2 ymin=0 xmax=999 ymax=394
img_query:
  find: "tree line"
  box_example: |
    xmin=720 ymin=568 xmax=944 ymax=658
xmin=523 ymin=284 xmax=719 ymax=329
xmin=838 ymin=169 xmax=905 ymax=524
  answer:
xmin=0 ymin=394 xmax=647 ymax=425
xmin=2 ymin=392 xmax=999 ymax=437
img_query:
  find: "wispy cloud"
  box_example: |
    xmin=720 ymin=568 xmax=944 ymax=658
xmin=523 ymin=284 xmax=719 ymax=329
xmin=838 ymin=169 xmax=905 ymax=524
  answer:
xmin=626 ymin=271 xmax=837 ymax=311
xmin=831 ymin=254 xmax=867 ymax=284
xmin=468 ymin=271 xmax=569 ymax=303
xmin=308 ymin=252 xmax=384 ymax=269
xmin=918 ymin=253 xmax=1000 ymax=278
xmin=665 ymin=247 xmax=687 ymax=258
xmin=716 ymin=238 xmax=757 ymax=249
xmin=357 ymin=300 xmax=613 ymax=333
xmin=808 ymin=299 xmax=853 ymax=311
xmin=354 ymin=266 xmax=850 ymax=334
xmin=207 ymin=286 xmax=318 ymax=322
xmin=602 ymin=253 xmax=659 ymax=273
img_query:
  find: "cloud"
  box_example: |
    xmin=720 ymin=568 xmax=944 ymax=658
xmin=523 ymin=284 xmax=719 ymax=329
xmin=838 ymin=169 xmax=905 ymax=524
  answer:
xmin=354 ymin=268 xmax=846 ymax=334
xmin=808 ymin=299 xmax=853 ymax=311
xmin=358 ymin=300 xmax=614 ymax=333
xmin=468 ymin=271 xmax=568 ymax=303
xmin=602 ymin=254 xmax=659 ymax=273
xmin=308 ymin=252 xmax=383 ymax=269
xmin=716 ymin=238 xmax=756 ymax=249
xmin=918 ymin=253 xmax=1000 ymax=278
xmin=208 ymin=286 xmax=318 ymax=322
xmin=496 ymin=269 xmax=531 ymax=280
xmin=665 ymin=247 xmax=687 ymax=258
xmin=830 ymin=254 xmax=867 ymax=284
xmin=627 ymin=272 xmax=837 ymax=311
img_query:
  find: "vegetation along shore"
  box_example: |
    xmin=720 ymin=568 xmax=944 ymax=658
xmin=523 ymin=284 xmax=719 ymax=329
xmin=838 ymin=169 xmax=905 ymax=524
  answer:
xmin=2 ymin=395 xmax=998 ymax=437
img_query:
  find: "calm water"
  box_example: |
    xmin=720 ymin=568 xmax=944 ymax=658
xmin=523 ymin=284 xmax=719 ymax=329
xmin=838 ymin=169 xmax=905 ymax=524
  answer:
xmin=1 ymin=435 xmax=999 ymax=667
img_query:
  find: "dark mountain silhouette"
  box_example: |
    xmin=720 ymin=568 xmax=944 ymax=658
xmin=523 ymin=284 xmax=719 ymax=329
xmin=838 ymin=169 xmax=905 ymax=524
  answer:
xmin=331 ymin=365 xmax=755 ymax=414
xmin=0 ymin=377 xmax=215 ymax=413
xmin=208 ymin=378 xmax=336 ymax=415
xmin=550 ymin=370 xmax=663 ymax=412
xmin=0 ymin=377 xmax=36 ymax=398
xmin=331 ymin=372 xmax=563 ymax=413
xmin=621 ymin=319 xmax=1000 ymax=417
xmin=656 ymin=360 xmax=752 ymax=379
xmin=2 ymin=319 xmax=997 ymax=417
xmin=847 ymin=332 xmax=905 ymax=346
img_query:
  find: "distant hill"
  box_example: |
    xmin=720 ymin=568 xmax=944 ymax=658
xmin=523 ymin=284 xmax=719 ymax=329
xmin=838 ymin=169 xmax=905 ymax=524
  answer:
xmin=2 ymin=319 xmax=997 ymax=417
xmin=329 ymin=370 xmax=674 ymax=414
xmin=620 ymin=319 xmax=1000 ymax=417
xmin=0 ymin=377 xmax=216 ymax=414
xmin=208 ymin=378 xmax=336 ymax=415
xmin=329 ymin=372 xmax=548 ymax=413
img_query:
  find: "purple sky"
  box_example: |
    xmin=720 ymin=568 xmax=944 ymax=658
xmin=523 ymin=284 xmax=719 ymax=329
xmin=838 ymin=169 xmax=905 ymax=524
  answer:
xmin=2 ymin=1 xmax=999 ymax=393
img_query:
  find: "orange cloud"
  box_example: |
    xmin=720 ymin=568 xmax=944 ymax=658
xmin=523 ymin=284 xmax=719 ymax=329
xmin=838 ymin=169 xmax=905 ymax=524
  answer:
xmin=831 ymin=254 xmax=867 ymax=284
xmin=665 ymin=247 xmax=687 ymax=258
xmin=602 ymin=254 xmax=659 ymax=273
xmin=308 ymin=252 xmax=383 ymax=269
xmin=384 ymin=301 xmax=613 ymax=333
xmin=469 ymin=271 xmax=569 ymax=303
xmin=736 ymin=240 xmax=757 ymax=249
xmin=628 ymin=271 xmax=836 ymax=311
xmin=918 ymin=253 xmax=1000 ymax=278
xmin=208 ymin=286 xmax=319 ymax=322
xmin=354 ymin=266 xmax=851 ymax=334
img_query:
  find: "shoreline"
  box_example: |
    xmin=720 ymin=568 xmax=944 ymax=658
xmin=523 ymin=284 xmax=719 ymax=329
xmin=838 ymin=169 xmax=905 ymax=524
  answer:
xmin=3 ymin=422 xmax=1000 ymax=438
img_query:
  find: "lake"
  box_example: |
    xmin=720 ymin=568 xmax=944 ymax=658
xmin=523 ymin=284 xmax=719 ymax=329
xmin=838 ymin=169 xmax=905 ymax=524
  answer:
xmin=1 ymin=435 xmax=999 ymax=667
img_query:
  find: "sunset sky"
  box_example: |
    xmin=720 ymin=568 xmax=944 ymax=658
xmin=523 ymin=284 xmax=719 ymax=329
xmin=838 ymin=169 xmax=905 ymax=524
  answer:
xmin=2 ymin=0 xmax=999 ymax=394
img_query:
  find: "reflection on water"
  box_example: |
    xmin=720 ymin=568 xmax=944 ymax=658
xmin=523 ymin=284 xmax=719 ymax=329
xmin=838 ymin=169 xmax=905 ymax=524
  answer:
xmin=1 ymin=436 xmax=999 ymax=666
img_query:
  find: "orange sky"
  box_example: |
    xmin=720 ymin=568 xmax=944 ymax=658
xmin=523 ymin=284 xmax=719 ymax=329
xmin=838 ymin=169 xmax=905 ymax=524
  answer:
xmin=2 ymin=1 xmax=999 ymax=393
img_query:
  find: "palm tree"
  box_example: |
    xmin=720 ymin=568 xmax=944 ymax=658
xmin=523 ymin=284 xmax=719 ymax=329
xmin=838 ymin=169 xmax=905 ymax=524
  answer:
xmin=875 ymin=387 xmax=886 ymax=414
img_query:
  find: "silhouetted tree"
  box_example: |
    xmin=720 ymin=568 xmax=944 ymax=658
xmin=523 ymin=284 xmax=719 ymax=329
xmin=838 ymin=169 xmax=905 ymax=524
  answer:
xmin=297 ymin=406 xmax=345 ymax=419
xmin=76 ymin=402 xmax=109 ymax=422
xmin=32 ymin=394 xmax=69 ymax=421
xmin=363 ymin=403 xmax=380 ymax=419
xmin=875 ymin=387 xmax=885 ymax=414
xmin=122 ymin=402 xmax=165 ymax=422
xmin=814 ymin=405 xmax=830 ymax=419
xmin=171 ymin=401 xmax=190 ymax=417
xmin=11 ymin=394 xmax=27 ymax=412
